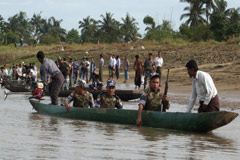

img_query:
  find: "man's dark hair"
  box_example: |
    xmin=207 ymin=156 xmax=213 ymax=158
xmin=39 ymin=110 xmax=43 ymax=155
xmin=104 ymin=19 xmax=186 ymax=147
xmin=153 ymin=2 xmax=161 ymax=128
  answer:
xmin=100 ymin=54 xmax=103 ymax=58
xmin=37 ymin=51 xmax=45 ymax=59
xmin=148 ymin=53 xmax=152 ymax=56
xmin=186 ymin=60 xmax=198 ymax=71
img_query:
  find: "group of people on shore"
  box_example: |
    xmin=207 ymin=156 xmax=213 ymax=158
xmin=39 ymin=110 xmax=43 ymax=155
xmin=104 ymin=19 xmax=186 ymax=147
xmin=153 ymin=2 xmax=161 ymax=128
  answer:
xmin=0 ymin=62 xmax=38 ymax=83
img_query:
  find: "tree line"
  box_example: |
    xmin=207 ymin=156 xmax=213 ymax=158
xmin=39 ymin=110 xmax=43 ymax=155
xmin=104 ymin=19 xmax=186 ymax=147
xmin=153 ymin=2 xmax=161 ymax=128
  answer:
xmin=0 ymin=0 xmax=239 ymax=45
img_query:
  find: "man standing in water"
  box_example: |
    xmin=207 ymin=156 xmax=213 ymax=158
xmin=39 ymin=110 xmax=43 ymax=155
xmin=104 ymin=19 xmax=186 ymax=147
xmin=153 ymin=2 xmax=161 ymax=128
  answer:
xmin=185 ymin=60 xmax=220 ymax=113
xmin=37 ymin=51 xmax=64 ymax=105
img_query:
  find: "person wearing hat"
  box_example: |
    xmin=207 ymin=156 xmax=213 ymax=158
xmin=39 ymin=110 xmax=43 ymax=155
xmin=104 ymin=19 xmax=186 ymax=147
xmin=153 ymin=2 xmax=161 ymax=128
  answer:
xmin=64 ymin=80 xmax=94 ymax=111
xmin=134 ymin=54 xmax=143 ymax=89
xmin=37 ymin=51 xmax=64 ymax=105
xmin=95 ymin=80 xmax=123 ymax=109
xmin=136 ymin=72 xmax=170 ymax=126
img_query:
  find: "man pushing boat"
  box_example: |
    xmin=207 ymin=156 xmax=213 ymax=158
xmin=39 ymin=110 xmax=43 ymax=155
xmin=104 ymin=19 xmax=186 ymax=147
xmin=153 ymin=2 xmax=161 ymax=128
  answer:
xmin=185 ymin=60 xmax=220 ymax=113
xmin=37 ymin=51 xmax=64 ymax=105
xmin=136 ymin=72 xmax=170 ymax=126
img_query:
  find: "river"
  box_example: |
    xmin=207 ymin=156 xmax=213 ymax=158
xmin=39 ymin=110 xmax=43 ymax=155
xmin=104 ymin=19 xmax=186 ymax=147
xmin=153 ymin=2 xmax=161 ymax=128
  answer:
xmin=0 ymin=88 xmax=239 ymax=160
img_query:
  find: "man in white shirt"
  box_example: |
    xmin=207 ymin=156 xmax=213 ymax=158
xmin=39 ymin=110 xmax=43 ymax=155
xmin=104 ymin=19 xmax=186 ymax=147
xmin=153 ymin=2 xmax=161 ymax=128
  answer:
xmin=185 ymin=60 xmax=220 ymax=113
xmin=154 ymin=51 xmax=163 ymax=81
xmin=110 ymin=55 xmax=116 ymax=79
xmin=99 ymin=54 xmax=104 ymax=82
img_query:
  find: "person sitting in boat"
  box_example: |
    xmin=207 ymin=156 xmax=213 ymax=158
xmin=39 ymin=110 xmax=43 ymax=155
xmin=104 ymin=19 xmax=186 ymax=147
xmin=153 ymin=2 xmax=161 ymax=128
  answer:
xmin=95 ymin=80 xmax=123 ymax=109
xmin=136 ymin=72 xmax=170 ymax=126
xmin=64 ymin=80 xmax=94 ymax=111
xmin=89 ymin=74 xmax=103 ymax=91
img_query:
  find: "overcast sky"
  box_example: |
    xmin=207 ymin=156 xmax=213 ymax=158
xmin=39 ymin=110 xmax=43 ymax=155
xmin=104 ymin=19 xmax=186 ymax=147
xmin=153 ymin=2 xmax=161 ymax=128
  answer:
xmin=0 ymin=0 xmax=239 ymax=35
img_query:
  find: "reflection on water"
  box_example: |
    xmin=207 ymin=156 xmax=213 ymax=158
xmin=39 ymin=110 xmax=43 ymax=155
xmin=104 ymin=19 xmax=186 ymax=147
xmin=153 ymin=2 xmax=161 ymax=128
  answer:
xmin=0 ymin=88 xmax=240 ymax=159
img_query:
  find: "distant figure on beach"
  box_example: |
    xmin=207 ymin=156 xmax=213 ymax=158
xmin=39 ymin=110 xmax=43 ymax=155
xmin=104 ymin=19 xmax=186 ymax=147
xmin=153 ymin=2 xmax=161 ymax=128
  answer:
xmin=123 ymin=56 xmax=129 ymax=83
xmin=58 ymin=56 xmax=70 ymax=90
xmin=154 ymin=50 xmax=163 ymax=82
xmin=20 ymin=37 xmax=23 ymax=47
xmin=99 ymin=54 xmax=104 ymax=82
xmin=115 ymin=55 xmax=121 ymax=79
xmin=143 ymin=53 xmax=154 ymax=89
xmin=134 ymin=55 xmax=143 ymax=89
xmin=33 ymin=36 xmax=38 ymax=47
xmin=185 ymin=60 xmax=220 ymax=113
xmin=89 ymin=57 xmax=96 ymax=83
xmin=73 ymin=58 xmax=79 ymax=85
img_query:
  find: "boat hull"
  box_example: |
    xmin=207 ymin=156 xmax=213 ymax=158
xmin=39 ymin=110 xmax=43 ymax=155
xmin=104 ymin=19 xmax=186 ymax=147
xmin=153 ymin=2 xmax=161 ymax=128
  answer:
xmin=29 ymin=100 xmax=238 ymax=133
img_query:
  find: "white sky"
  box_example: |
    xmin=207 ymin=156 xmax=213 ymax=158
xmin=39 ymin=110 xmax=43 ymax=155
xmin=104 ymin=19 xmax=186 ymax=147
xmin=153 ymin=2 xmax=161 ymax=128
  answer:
xmin=0 ymin=0 xmax=239 ymax=35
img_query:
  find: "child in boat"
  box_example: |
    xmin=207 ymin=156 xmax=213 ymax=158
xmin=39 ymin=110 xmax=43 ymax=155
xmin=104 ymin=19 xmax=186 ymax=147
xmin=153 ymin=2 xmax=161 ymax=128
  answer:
xmin=89 ymin=74 xmax=103 ymax=91
xmin=64 ymin=80 xmax=94 ymax=111
xmin=95 ymin=80 xmax=123 ymax=109
xmin=136 ymin=72 xmax=170 ymax=126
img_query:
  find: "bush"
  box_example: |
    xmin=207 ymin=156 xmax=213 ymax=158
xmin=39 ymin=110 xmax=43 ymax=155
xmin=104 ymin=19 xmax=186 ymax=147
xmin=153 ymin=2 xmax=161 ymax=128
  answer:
xmin=179 ymin=24 xmax=212 ymax=42
xmin=40 ymin=34 xmax=59 ymax=45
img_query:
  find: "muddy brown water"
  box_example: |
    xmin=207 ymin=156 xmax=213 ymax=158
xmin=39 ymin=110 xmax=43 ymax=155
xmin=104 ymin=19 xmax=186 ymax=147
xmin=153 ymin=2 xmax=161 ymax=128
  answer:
xmin=0 ymin=88 xmax=239 ymax=160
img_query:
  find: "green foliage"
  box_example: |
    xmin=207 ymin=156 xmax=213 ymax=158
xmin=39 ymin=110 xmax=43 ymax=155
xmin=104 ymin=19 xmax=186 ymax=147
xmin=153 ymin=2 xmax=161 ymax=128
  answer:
xmin=143 ymin=16 xmax=176 ymax=41
xmin=79 ymin=16 xmax=98 ymax=43
xmin=120 ymin=13 xmax=141 ymax=42
xmin=179 ymin=24 xmax=212 ymax=41
xmin=3 ymin=30 xmax=19 ymax=45
xmin=66 ymin=29 xmax=80 ymax=44
xmin=39 ymin=33 xmax=59 ymax=45
xmin=226 ymin=8 xmax=240 ymax=38
xmin=180 ymin=0 xmax=206 ymax=27
xmin=98 ymin=12 xmax=121 ymax=43
xmin=210 ymin=11 xmax=227 ymax=41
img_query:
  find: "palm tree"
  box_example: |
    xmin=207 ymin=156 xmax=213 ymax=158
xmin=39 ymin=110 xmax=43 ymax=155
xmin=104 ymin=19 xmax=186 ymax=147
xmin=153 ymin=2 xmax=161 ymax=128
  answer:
xmin=180 ymin=0 xmax=207 ymax=27
xmin=79 ymin=16 xmax=98 ymax=43
xmin=31 ymin=12 xmax=44 ymax=36
xmin=143 ymin=15 xmax=161 ymax=40
xmin=120 ymin=13 xmax=141 ymax=42
xmin=214 ymin=0 xmax=233 ymax=17
xmin=98 ymin=12 xmax=120 ymax=43
xmin=203 ymin=0 xmax=216 ymax=23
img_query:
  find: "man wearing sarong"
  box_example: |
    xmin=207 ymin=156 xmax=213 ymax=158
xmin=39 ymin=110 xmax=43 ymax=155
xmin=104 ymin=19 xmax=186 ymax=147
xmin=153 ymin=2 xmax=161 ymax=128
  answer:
xmin=185 ymin=60 xmax=220 ymax=113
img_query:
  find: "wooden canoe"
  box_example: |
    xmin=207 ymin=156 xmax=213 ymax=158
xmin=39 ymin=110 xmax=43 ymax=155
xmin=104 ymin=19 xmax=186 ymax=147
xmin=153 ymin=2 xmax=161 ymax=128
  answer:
xmin=29 ymin=99 xmax=238 ymax=133
xmin=4 ymin=82 xmax=31 ymax=92
xmin=55 ymin=89 xmax=142 ymax=101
